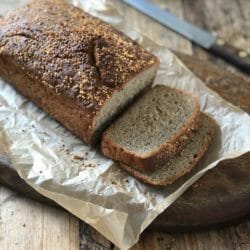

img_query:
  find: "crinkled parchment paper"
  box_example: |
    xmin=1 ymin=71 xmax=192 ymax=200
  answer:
xmin=0 ymin=0 xmax=250 ymax=249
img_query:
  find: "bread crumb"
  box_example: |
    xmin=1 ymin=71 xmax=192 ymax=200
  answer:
xmin=73 ymin=155 xmax=84 ymax=161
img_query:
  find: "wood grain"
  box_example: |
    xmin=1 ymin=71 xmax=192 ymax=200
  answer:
xmin=183 ymin=0 xmax=250 ymax=79
xmin=130 ymin=220 xmax=250 ymax=250
xmin=175 ymin=53 xmax=250 ymax=113
xmin=0 ymin=187 xmax=79 ymax=250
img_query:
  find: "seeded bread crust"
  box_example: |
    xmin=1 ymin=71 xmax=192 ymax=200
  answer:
xmin=0 ymin=0 xmax=159 ymax=145
xmin=120 ymin=113 xmax=216 ymax=186
xmin=101 ymin=86 xmax=201 ymax=171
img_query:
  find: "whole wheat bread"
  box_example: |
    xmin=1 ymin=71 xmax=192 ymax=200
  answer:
xmin=120 ymin=113 xmax=215 ymax=186
xmin=0 ymin=0 xmax=159 ymax=145
xmin=102 ymin=85 xmax=201 ymax=171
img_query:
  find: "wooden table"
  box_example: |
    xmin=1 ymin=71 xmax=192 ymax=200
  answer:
xmin=0 ymin=0 xmax=249 ymax=249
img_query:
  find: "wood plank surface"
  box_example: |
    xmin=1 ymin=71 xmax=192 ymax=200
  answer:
xmin=0 ymin=0 xmax=249 ymax=249
xmin=0 ymin=187 xmax=79 ymax=250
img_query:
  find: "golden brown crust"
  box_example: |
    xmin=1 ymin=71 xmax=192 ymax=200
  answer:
xmin=101 ymin=87 xmax=201 ymax=171
xmin=120 ymin=114 xmax=216 ymax=186
xmin=0 ymin=56 xmax=94 ymax=143
xmin=0 ymin=0 xmax=159 ymax=144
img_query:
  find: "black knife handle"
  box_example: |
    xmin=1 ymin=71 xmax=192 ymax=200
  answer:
xmin=209 ymin=39 xmax=250 ymax=74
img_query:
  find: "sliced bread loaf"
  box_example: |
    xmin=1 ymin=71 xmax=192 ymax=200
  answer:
xmin=101 ymin=85 xmax=201 ymax=171
xmin=0 ymin=0 xmax=159 ymax=145
xmin=120 ymin=113 xmax=215 ymax=186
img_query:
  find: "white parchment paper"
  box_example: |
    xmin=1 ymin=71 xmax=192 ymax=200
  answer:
xmin=0 ymin=0 xmax=249 ymax=249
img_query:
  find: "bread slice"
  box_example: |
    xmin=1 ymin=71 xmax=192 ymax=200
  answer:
xmin=0 ymin=0 xmax=159 ymax=146
xmin=102 ymin=85 xmax=201 ymax=171
xmin=120 ymin=113 xmax=215 ymax=186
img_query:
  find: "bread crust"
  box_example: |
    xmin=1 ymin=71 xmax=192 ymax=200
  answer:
xmin=0 ymin=0 xmax=159 ymax=145
xmin=101 ymin=86 xmax=201 ymax=171
xmin=120 ymin=114 xmax=216 ymax=186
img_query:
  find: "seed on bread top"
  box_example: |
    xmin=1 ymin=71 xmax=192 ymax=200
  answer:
xmin=0 ymin=0 xmax=158 ymax=115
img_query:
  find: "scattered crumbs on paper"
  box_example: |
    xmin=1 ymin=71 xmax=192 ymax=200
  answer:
xmin=78 ymin=163 xmax=95 ymax=172
xmin=111 ymin=180 xmax=117 ymax=185
xmin=73 ymin=155 xmax=85 ymax=161
xmin=83 ymin=163 xmax=94 ymax=168
xmin=59 ymin=145 xmax=69 ymax=153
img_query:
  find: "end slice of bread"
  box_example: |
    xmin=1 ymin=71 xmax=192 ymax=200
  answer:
xmin=101 ymin=85 xmax=201 ymax=171
xmin=120 ymin=113 xmax=215 ymax=186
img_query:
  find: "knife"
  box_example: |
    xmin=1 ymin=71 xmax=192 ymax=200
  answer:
xmin=123 ymin=0 xmax=250 ymax=74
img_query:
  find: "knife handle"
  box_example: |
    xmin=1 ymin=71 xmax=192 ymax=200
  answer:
xmin=209 ymin=39 xmax=250 ymax=74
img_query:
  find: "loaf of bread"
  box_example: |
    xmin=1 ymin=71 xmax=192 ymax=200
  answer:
xmin=102 ymin=85 xmax=201 ymax=171
xmin=0 ymin=0 xmax=159 ymax=145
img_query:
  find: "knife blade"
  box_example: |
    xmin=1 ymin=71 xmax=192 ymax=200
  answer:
xmin=123 ymin=0 xmax=250 ymax=74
